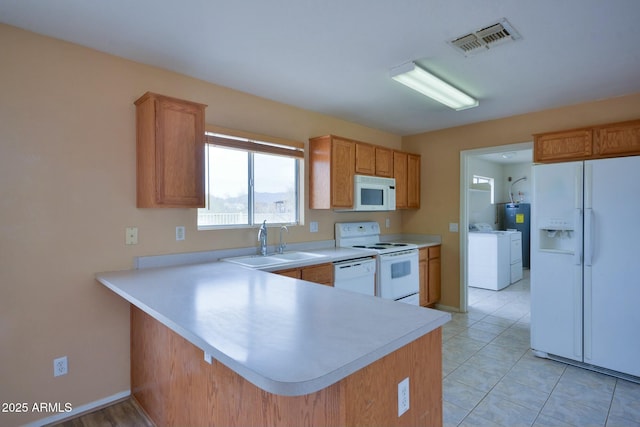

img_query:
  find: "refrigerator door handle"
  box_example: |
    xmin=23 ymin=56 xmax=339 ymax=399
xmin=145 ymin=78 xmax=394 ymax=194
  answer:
xmin=584 ymin=208 xmax=594 ymax=266
xmin=574 ymin=208 xmax=583 ymax=265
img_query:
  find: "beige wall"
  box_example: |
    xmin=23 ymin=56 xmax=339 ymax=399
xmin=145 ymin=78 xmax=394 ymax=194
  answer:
xmin=402 ymin=93 xmax=640 ymax=309
xmin=0 ymin=24 xmax=403 ymax=426
xmin=3 ymin=21 xmax=640 ymax=426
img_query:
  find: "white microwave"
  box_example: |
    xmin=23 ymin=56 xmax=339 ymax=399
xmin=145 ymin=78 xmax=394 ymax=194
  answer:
xmin=338 ymin=175 xmax=396 ymax=211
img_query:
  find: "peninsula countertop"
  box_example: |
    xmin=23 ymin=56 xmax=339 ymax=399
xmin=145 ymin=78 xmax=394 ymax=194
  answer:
xmin=96 ymin=261 xmax=450 ymax=396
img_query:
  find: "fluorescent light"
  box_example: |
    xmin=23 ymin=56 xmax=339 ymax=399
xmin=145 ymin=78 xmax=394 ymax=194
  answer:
xmin=390 ymin=62 xmax=478 ymax=110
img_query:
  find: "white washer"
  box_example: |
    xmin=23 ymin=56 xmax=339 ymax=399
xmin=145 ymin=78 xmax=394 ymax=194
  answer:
xmin=468 ymin=231 xmax=511 ymax=290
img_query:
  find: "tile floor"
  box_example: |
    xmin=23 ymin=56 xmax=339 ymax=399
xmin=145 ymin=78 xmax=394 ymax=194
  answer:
xmin=443 ymin=271 xmax=640 ymax=427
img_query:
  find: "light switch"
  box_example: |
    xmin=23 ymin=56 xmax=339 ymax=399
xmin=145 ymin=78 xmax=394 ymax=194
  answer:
xmin=449 ymin=223 xmax=459 ymax=233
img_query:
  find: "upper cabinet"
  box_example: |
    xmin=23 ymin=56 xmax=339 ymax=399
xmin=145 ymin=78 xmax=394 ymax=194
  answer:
xmin=595 ymin=120 xmax=640 ymax=158
xmin=309 ymin=135 xmax=355 ymax=209
xmin=394 ymin=151 xmax=421 ymax=209
xmin=534 ymin=129 xmax=593 ymax=163
xmin=375 ymin=147 xmax=394 ymax=177
xmin=309 ymin=135 xmax=421 ymax=209
xmin=135 ymin=92 xmax=207 ymax=208
xmin=355 ymin=142 xmax=376 ymax=175
xmin=534 ymin=119 xmax=640 ymax=163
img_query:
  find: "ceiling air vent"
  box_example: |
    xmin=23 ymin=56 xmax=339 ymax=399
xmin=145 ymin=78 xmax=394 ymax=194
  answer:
xmin=449 ymin=18 xmax=521 ymax=56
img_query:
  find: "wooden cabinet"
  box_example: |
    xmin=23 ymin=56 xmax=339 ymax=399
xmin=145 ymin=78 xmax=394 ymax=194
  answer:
xmin=301 ymin=263 xmax=333 ymax=286
xmin=534 ymin=119 xmax=640 ymax=163
xmin=355 ymin=143 xmax=376 ymax=175
xmin=355 ymin=143 xmax=394 ymax=177
xmin=310 ymin=135 xmax=420 ymax=209
xmin=375 ymin=147 xmax=394 ymax=177
xmin=275 ymin=263 xmax=334 ymax=286
xmin=533 ymin=128 xmax=593 ymax=163
xmin=407 ymin=153 xmax=421 ymax=208
xmin=135 ymin=92 xmax=207 ymax=208
xmin=309 ymin=135 xmax=355 ymax=209
xmin=595 ymin=120 xmax=640 ymax=157
xmin=394 ymin=151 xmax=421 ymax=209
xmin=419 ymin=245 xmax=441 ymax=307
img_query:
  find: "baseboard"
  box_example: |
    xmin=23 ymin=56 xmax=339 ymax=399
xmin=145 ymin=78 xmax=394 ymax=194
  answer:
xmin=24 ymin=390 xmax=130 ymax=427
xmin=434 ymin=304 xmax=460 ymax=313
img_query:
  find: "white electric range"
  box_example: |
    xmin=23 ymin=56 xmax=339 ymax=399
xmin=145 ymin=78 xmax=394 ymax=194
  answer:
xmin=335 ymin=222 xmax=420 ymax=305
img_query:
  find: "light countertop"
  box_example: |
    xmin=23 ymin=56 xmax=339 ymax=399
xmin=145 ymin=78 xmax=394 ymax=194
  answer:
xmin=97 ymin=261 xmax=450 ymax=396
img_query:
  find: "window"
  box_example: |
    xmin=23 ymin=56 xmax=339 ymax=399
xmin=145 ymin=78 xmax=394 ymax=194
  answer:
xmin=472 ymin=175 xmax=495 ymax=203
xmin=198 ymin=133 xmax=304 ymax=229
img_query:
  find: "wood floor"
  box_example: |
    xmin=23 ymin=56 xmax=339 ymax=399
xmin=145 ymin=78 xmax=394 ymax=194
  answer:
xmin=47 ymin=398 xmax=154 ymax=427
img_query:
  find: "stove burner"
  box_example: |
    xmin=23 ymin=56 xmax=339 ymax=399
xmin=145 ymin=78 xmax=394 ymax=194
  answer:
xmin=352 ymin=245 xmax=366 ymax=248
xmin=375 ymin=242 xmax=408 ymax=247
xmin=368 ymin=246 xmax=388 ymax=250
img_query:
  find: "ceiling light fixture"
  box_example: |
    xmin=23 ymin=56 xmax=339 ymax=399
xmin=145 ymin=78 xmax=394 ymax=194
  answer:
xmin=390 ymin=62 xmax=479 ymax=111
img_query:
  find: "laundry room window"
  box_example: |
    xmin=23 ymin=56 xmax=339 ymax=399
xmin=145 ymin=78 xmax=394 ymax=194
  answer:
xmin=472 ymin=175 xmax=495 ymax=203
xmin=197 ymin=132 xmax=304 ymax=229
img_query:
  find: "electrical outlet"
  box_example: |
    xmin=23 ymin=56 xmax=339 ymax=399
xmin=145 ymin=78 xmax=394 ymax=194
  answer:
xmin=449 ymin=222 xmax=459 ymax=233
xmin=398 ymin=377 xmax=409 ymax=416
xmin=310 ymin=221 xmax=319 ymax=233
xmin=53 ymin=356 xmax=68 ymax=377
xmin=385 ymin=218 xmax=391 ymax=228
xmin=125 ymin=227 xmax=138 ymax=245
xmin=176 ymin=226 xmax=185 ymax=241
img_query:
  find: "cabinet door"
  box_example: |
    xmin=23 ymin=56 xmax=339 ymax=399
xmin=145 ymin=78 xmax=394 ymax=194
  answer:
xmin=136 ymin=92 xmax=206 ymax=208
xmin=419 ymin=248 xmax=429 ymax=306
xmin=427 ymin=257 xmax=441 ymax=305
xmin=394 ymin=151 xmax=408 ymax=209
xmin=156 ymin=98 xmax=205 ymax=206
xmin=595 ymin=120 xmax=640 ymax=158
xmin=301 ymin=263 xmax=334 ymax=286
xmin=407 ymin=154 xmax=420 ymax=208
xmin=375 ymin=147 xmax=393 ymax=177
xmin=355 ymin=143 xmax=375 ymax=175
xmin=534 ymin=129 xmax=593 ymax=163
xmin=331 ymin=139 xmax=355 ymax=208
xmin=275 ymin=268 xmax=301 ymax=279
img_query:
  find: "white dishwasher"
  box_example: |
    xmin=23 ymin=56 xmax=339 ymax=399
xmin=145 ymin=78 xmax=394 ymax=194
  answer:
xmin=333 ymin=257 xmax=376 ymax=296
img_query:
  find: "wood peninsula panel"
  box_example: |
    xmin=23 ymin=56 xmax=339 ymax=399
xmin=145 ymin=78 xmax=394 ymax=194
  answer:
xmin=130 ymin=306 xmax=443 ymax=427
xmin=533 ymin=128 xmax=593 ymax=163
xmin=595 ymin=119 xmax=640 ymax=158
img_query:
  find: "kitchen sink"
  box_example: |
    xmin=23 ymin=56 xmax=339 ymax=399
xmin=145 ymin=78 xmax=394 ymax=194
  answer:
xmin=274 ymin=251 xmax=327 ymax=261
xmin=222 ymin=251 xmax=327 ymax=268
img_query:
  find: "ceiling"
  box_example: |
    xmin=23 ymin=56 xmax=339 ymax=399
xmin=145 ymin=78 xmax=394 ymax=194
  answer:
xmin=476 ymin=149 xmax=532 ymax=165
xmin=2 ymin=1 xmax=639 ymax=136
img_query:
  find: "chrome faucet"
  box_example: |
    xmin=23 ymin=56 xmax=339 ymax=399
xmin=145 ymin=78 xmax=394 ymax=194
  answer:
xmin=277 ymin=225 xmax=289 ymax=254
xmin=258 ymin=220 xmax=268 ymax=256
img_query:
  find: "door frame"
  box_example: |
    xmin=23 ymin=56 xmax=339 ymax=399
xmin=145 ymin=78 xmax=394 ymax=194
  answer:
xmin=459 ymin=141 xmax=533 ymax=312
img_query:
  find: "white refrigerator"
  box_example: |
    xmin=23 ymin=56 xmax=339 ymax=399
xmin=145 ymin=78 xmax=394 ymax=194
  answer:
xmin=531 ymin=156 xmax=640 ymax=378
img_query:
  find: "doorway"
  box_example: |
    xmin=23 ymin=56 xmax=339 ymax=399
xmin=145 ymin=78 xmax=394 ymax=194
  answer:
xmin=459 ymin=142 xmax=533 ymax=312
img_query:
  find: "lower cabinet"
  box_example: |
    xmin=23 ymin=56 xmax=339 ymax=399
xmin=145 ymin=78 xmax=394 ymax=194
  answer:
xmin=419 ymin=245 xmax=441 ymax=307
xmin=274 ymin=263 xmax=334 ymax=286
